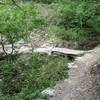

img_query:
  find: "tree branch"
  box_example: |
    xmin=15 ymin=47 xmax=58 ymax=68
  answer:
xmin=11 ymin=0 xmax=23 ymax=10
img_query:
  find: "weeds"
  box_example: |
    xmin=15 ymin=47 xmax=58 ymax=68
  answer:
xmin=0 ymin=54 xmax=69 ymax=99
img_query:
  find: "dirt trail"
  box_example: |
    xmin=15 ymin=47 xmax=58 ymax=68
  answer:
xmin=51 ymin=48 xmax=100 ymax=100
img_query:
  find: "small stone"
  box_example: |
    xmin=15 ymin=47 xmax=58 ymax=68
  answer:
xmin=41 ymin=88 xmax=55 ymax=97
xmin=68 ymin=63 xmax=78 ymax=68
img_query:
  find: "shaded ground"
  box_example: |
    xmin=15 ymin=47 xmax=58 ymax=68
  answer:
xmin=81 ymin=36 xmax=100 ymax=50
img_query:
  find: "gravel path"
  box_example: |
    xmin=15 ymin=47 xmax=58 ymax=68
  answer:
xmin=51 ymin=48 xmax=100 ymax=100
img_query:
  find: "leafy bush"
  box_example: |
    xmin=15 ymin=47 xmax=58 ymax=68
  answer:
xmin=0 ymin=3 xmax=37 ymax=43
xmin=32 ymin=0 xmax=72 ymax=4
xmin=62 ymin=28 xmax=89 ymax=42
xmin=32 ymin=0 xmax=58 ymax=4
xmin=0 ymin=2 xmax=47 ymax=55
xmin=59 ymin=1 xmax=97 ymax=28
xmin=0 ymin=54 xmax=69 ymax=99
xmin=86 ymin=15 xmax=100 ymax=33
xmin=51 ymin=0 xmax=100 ymax=45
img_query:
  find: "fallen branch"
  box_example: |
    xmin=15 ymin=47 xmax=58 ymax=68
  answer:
xmin=0 ymin=43 xmax=86 ymax=58
xmin=34 ymin=47 xmax=85 ymax=55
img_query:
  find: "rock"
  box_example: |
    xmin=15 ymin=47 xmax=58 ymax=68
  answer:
xmin=68 ymin=63 xmax=78 ymax=68
xmin=41 ymin=88 xmax=55 ymax=97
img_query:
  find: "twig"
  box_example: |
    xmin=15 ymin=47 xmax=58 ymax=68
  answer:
xmin=0 ymin=35 xmax=8 ymax=56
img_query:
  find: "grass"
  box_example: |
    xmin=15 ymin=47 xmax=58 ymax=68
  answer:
xmin=0 ymin=54 xmax=69 ymax=99
xmin=95 ymin=44 xmax=100 ymax=48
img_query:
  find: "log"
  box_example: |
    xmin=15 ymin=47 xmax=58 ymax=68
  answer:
xmin=34 ymin=47 xmax=85 ymax=55
xmin=0 ymin=44 xmax=86 ymax=58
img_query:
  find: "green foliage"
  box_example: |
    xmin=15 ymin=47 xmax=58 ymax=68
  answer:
xmin=63 ymin=28 xmax=89 ymax=42
xmin=0 ymin=2 xmax=46 ymax=44
xmin=31 ymin=0 xmax=100 ymax=46
xmin=58 ymin=1 xmax=96 ymax=28
xmin=0 ymin=54 xmax=69 ymax=99
xmin=32 ymin=0 xmax=58 ymax=4
xmin=32 ymin=0 xmax=72 ymax=4
xmin=87 ymin=15 xmax=100 ymax=33
xmin=0 ymin=3 xmax=35 ymax=43
xmin=51 ymin=0 xmax=100 ymax=44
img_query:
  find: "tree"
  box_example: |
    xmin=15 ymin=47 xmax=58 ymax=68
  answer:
xmin=0 ymin=1 xmax=36 ymax=55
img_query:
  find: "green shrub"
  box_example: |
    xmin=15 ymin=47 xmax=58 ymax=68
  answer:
xmin=65 ymin=28 xmax=89 ymax=42
xmin=0 ymin=54 xmax=69 ymax=99
xmin=0 ymin=3 xmax=37 ymax=42
xmin=60 ymin=1 xmax=96 ymax=28
xmin=32 ymin=0 xmax=72 ymax=4
xmin=32 ymin=0 xmax=58 ymax=4
xmin=0 ymin=2 xmax=47 ymax=55
xmin=51 ymin=1 xmax=100 ymax=44
xmin=86 ymin=15 xmax=100 ymax=33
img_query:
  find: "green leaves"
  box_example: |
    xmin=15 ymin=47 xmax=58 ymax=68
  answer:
xmin=87 ymin=15 xmax=100 ymax=33
xmin=0 ymin=54 xmax=69 ymax=99
xmin=0 ymin=3 xmax=37 ymax=43
xmin=52 ymin=1 xmax=99 ymax=45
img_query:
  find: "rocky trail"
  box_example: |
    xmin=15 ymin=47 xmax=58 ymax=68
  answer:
xmin=42 ymin=48 xmax=100 ymax=100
